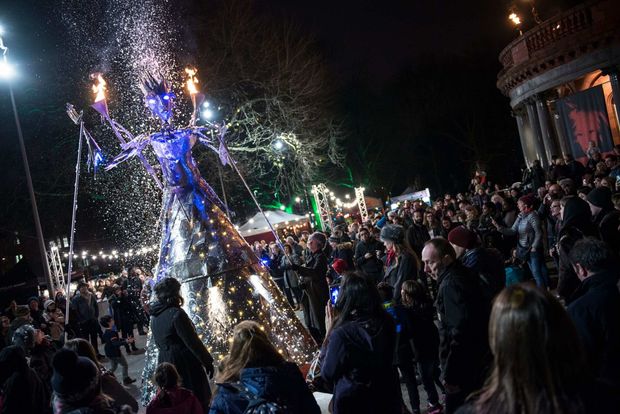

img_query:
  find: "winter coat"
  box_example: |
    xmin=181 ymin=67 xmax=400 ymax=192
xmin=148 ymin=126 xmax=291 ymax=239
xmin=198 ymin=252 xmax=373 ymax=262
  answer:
xmin=71 ymin=293 xmax=99 ymax=324
xmin=0 ymin=345 xmax=50 ymax=414
xmin=556 ymin=197 xmax=599 ymax=303
xmin=150 ymin=302 xmax=214 ymax=412
xmin=43 ymin=310 xmax=65 ymax=342
xmin=320 ymin=316 xmax=401 ymax=414
xmin=405 ymin=224 xmax=430 ymax=256
xmin=296 ymin=251 xmax=329 ymax=336
xmin=599 ymin=210 xmax=620 ymax=254
xmin=147 ymin=387 xmax=203 ymax=414
xmin=354 ymin=239 xmax=384 ymax=281
xmin=279 ymin=254 xmax=301 ymax=289
xmin=101 ymin=329 xmax=127 ymax=358
xmin=567 ymin=270 xmax=620 ymax=388
xmin=209 ymin=362 xmax=320 ymax=414
xmin=460 ymin=247 xmax=505 ymax=309
xmin=382 ymin=250 xmax=418 ymax=304
xmin=436 ymin=261 xmax=490 ymax=389
xmin=402 ymin=303 xmax=440 ymax=361
xmin=499 ymin=211 xmax=543 ymax=252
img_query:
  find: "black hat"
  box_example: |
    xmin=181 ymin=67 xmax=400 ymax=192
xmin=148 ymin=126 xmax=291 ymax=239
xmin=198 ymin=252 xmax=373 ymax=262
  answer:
xmin=52 ymin=349 xmax=100 ymax=404
xmin=380 ymin=224 xmax=404 ymax=243
xmin=586 ymin=187 xmax=613 ymax=210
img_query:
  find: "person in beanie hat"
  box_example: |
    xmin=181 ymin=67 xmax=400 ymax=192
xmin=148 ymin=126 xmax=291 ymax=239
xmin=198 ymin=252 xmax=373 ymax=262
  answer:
xmin=331 ymin=258 xmax=348 ymax=278
xmin=51 ymin=348 xmax=114 ymax=414
xmin=380 ymin=224 xmax=421 ymax=303
xmin=7 ymin=305 xmax=31 ymax=342
xmin=586 ymin=186 xmax=613 ymax=226
xmin=448 ymin=226 xmax=504 ymax=310
xmin=447 ymin=226 xmax=478 ymax=253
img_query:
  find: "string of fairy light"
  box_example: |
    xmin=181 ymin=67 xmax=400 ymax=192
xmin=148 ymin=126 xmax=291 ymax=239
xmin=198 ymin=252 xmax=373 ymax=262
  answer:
xmin=310 ymin=185 xmax=364 ymax=209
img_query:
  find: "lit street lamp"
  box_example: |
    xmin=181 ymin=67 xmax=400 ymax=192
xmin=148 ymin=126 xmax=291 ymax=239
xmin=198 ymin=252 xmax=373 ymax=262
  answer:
xmin=0 ymin=30 xmax=54 ymax=290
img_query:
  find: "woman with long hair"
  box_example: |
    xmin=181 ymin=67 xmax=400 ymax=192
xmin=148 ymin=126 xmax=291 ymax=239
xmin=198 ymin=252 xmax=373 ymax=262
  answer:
xmin=64 ymin=338 xmax=138 ymax=413
xmin=381 ymin=224 xmax=422 ymax=303
xmin=320 ymin=272 xmax=401 ymax=414
xmin=458 ymin=284 xmax=617 ymax=414
xmin=209 ymin=320 xmax=319 ymax=414
xmin=150 ymin=278 xmax=214 ymax=412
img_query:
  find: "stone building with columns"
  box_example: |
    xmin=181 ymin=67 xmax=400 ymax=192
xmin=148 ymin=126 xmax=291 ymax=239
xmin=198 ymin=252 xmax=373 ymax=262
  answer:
xmin=497 ymin=0 xmax=620 ymax=169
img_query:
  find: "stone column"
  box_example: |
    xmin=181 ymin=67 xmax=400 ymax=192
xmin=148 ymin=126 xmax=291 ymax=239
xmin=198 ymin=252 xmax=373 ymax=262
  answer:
xmin=513 ymin=110 xmax=532 ymax=167
xmin=535 ymin=95 xmax=559 ymax=161
xmin=525 ymin=99 xmax=549 ymax=168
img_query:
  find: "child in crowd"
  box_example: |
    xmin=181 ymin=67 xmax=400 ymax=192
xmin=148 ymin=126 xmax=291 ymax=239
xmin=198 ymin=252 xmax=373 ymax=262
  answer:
xmin=146 ymin=362 xmax=203 ymax=414
xmin=99 ymin=314 xmax=135 ymax=385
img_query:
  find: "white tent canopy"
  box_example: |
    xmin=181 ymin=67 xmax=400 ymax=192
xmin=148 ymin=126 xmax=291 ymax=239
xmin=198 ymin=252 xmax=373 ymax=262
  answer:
xmin=238 ymin=210 xmax=308 ymax=237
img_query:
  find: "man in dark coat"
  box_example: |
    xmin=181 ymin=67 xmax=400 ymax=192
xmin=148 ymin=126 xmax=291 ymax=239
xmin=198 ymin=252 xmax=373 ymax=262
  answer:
xmin=71 ymin=282 xmax=101 ymax=357
xmin=354 ymin=227 xmax=384 ymax=283
xmin=293 ymin=232 xmax=329 ymax=343
xmin=447 ymin=226 xmax=505 ymax=310
xmin=405 ymin=209 xmax=430 ymax=257
xmin=124 ymin=267 xmax=147 ymax=335
xmin=421 ymin=238 xmax=490 ymax=414
xmin=567 ymin=238 xmax=620 ymax=389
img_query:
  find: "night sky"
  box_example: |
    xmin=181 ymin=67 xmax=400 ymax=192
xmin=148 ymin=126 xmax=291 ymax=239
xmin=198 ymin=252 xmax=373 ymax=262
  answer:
xmin=0 ymin=0 xmax=583 ymax=249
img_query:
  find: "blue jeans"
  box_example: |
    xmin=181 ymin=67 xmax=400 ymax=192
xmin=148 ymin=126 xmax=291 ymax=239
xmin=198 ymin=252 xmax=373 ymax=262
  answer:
xmin=528 ymin=250 xmax=549 ymax=288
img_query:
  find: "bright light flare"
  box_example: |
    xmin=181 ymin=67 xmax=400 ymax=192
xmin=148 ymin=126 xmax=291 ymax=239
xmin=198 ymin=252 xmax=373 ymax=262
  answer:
xmin=202 ymin=108 xmax=214 ymax=119
xmin=0 ymin=59 xmax=14 ymax=79
xmin=508 ymin=12 xmax=521 ymax=26
xmin=90 ymin=73 xmax=107 ymax=102
xmin=274 ymin=140 xmax=284 ymax=150
xmin=185 ymin=67 xmax=199 ymax=95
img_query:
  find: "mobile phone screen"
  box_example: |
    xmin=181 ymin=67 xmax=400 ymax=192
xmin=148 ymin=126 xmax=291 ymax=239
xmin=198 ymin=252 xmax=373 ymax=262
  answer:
xmin=329 ymin=285 xmax=340 ymax=305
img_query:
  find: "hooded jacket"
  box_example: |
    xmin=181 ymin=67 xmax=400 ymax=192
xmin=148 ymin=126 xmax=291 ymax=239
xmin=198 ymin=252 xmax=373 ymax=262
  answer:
xmin=320 ymin=316 xmax=401 ymax=414
xmin=557 ymin=197 xmax=599 ymax=302
xmin=209 ymin=362 xmax=320 ymax=414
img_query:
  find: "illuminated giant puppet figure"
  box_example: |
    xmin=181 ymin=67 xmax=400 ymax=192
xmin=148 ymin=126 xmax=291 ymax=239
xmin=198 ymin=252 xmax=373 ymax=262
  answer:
xmin=82 ymin=72 xmax=317 ymax=402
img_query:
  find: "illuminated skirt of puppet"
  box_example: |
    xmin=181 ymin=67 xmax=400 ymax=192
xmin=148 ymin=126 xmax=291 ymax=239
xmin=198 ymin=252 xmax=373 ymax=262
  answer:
xmin=140 ymin=181 xmax=317 ymax=404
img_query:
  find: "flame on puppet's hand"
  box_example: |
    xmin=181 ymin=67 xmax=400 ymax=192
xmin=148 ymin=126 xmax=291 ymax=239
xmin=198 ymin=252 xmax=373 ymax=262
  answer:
xmin=90 ymin=73 xmax=107 ymax=103
xmin=139 ymin=72 xmax=175 ymax=125
xmin=185 ymin=67 xmax=199 ymax=95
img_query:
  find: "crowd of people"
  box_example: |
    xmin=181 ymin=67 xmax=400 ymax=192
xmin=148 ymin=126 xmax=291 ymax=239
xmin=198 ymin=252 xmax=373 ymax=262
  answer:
xmin=2 ymin=146 xmax=620 ymax=413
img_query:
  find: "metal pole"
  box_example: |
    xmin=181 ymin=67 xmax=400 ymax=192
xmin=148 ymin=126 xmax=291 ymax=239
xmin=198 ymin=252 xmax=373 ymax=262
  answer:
xmin=65 ymin=122 xmax=84 ymax=333
xmin=216 ymin=161 xmax=230 ymax=218
xmin=8 ymin=83 xmax=53 ymax=291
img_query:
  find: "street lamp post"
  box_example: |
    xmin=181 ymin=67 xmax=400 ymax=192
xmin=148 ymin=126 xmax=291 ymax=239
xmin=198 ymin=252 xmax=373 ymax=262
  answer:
xmin=1 ymin=31 xmax=54 ymax=291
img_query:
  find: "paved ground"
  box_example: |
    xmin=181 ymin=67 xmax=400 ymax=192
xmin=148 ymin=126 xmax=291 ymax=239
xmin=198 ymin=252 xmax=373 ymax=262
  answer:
xmin=99 ymin=318 xmax=434 ymax=413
